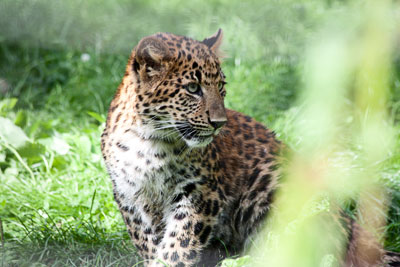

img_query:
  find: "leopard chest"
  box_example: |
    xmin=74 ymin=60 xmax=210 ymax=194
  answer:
xmin=106 ymin=130 xmax=204 ymax=214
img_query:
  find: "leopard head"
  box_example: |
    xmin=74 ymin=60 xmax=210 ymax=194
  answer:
xmin=129 ymin=29 xmax=227 ymax=147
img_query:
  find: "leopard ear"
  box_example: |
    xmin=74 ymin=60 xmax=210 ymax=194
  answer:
xmin=201 ymin=29 xmax=223 ymax=55
xmin=133 ymin=36 xmax=172 ymax=82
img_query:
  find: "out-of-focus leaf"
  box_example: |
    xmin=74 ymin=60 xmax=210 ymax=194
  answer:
xmin=27 ymin=119 xmax=57 ymax=139
xmin=0 ymin=116 xmax=29 ymax=148
xmin=0 ymin=152 xmax=5 ymax=162
xmin=4 ymin=166 xmax=18 ymax=176
xmin=38 ymin=136 xmax=70 ymax=155
xmin=76 ymin=135 xmax=91 ymax=155
xmin=18 ymin=142 xmax=46 ymax=164
xmin=87 ymin=111 xmax=106 ymax=123
xmin=221 ymin=255 xmax=251 ymax=267
xmin=14 ymin=110 xmax=28 ymax=128
xmin=52 ymin=155 xmax=67 ymax=170
xmin=0 ymin=98 xmax=17 ymax=115
xmin=0 ymin=200 xmax=7 ymax=217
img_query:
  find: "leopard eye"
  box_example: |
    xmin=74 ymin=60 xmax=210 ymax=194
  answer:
xmin=218 ymin=81 xmax=226 ymax=90
xmin=185 ymin=83 xmax=202 ymax=95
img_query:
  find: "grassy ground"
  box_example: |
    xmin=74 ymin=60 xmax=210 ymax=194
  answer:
xmin=0 ymin=0 xmax=399 ymax=266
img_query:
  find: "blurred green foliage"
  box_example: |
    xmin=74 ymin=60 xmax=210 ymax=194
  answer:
xmin=0 ymin=0 xmax=399 ymax=266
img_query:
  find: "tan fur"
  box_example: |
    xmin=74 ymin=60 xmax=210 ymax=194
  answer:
xmin=101 ymin=30 xmax=400 ymax=267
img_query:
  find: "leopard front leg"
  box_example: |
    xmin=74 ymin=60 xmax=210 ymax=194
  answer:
xmin=151 ymin=196 xmax=219 ymax=267
xmin=118 ymin=199 xmax=164 ymax=264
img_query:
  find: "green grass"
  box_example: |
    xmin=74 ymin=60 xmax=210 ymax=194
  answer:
xmin=0 ymin=0 xmax=399 ymax=266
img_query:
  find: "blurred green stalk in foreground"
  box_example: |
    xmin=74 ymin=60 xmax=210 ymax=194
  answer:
xmin=251 ymin=1 xmax=397 ymax=266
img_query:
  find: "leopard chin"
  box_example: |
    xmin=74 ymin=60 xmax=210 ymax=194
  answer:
xmin=183 ymin=135 xmax=214 ymax=148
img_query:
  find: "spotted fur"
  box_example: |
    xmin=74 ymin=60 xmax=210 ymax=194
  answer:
xmin=101 ymin=30 xmax=400 ymax=267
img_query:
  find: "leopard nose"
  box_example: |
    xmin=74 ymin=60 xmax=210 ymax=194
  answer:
xmin=209 ymin=119 xmax=226 ymax=130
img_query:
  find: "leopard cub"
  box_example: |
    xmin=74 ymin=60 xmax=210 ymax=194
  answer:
xmin=101 ymin=29 xmax=281 ymax=266
xmin=101 ymin=28 xmax=400 ymax=267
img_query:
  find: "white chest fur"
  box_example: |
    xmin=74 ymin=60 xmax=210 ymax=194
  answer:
xmin=106 ymin=129 xmax=193 ymax=209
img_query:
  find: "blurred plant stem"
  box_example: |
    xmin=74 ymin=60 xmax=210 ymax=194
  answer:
xmin=353 ymin=0 xmax=393 ymax=259
xmin=253 ymin=0 xmax=396 ymax=266
xmin=0 ymin=218 xmax=4 ymax=267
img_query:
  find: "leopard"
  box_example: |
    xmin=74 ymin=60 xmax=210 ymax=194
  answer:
xmin=101 ymin=29 xmax=400 ymax=267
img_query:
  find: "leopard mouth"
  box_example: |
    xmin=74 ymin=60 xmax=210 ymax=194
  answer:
xmin=175 ymin=124 xmax=214 ymax=146
xmin=176 ymin=125 xmax=200 ymax=139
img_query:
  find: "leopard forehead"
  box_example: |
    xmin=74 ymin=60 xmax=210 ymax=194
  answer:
xmin=154 ymin=32 xmax=224 ymax=80
xmin=154 ymin=32 xmax=215 ymax=59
